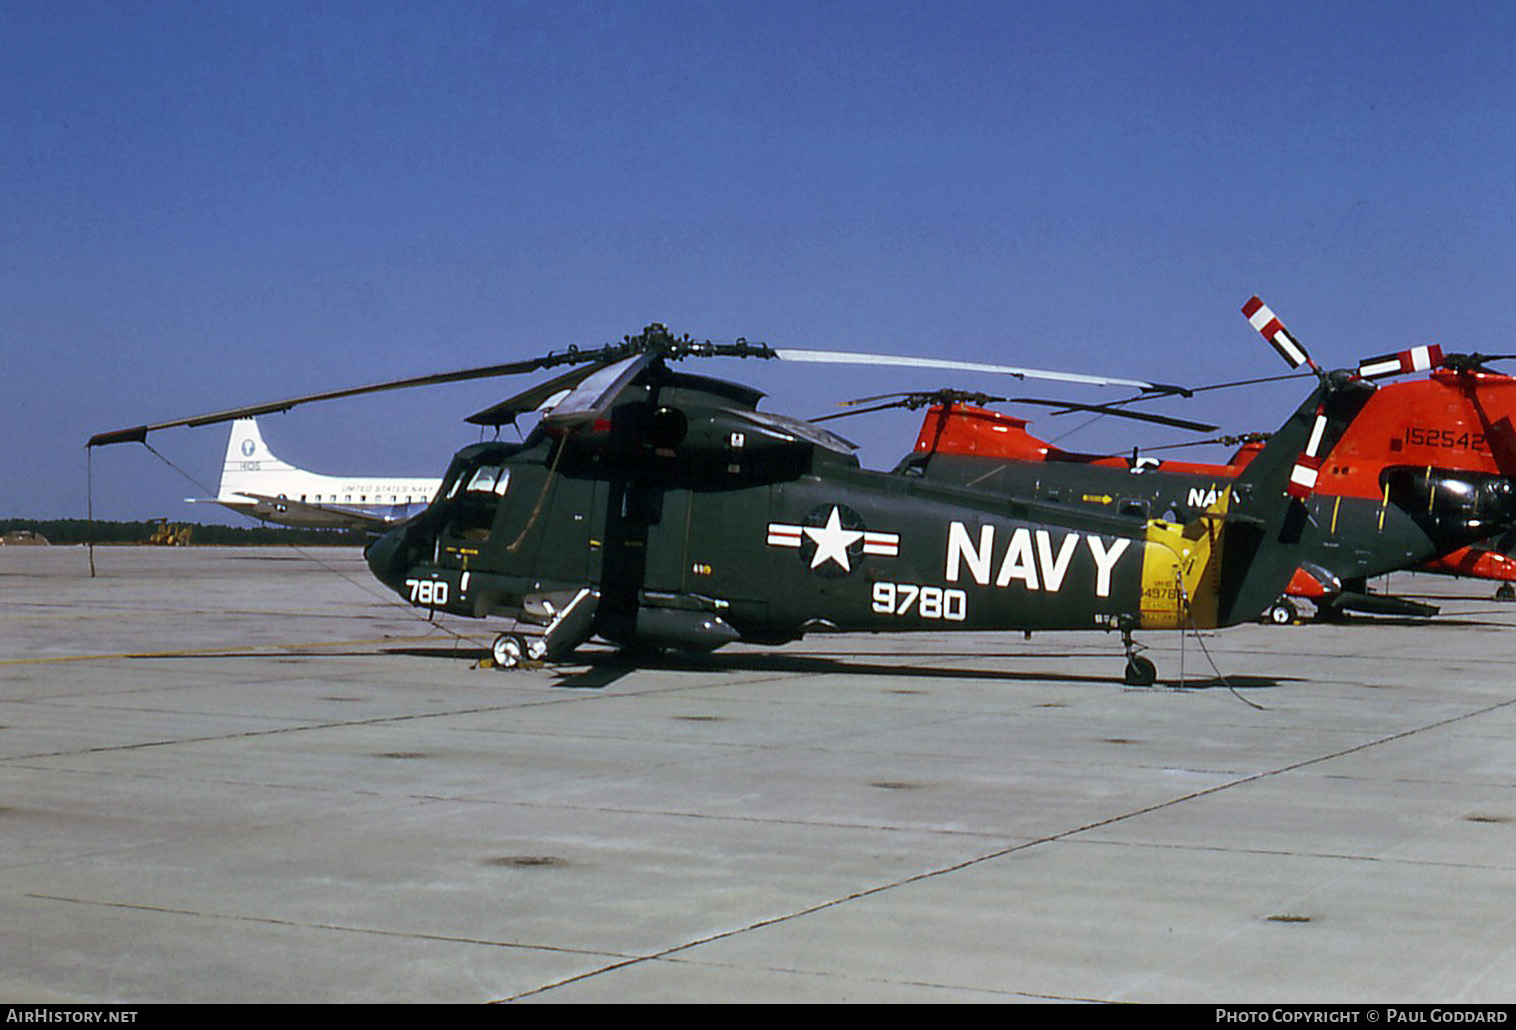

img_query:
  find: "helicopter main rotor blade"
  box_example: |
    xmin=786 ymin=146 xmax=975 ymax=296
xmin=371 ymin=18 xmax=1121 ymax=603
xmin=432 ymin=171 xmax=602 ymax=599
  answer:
xmin=1357 ymin=345 xmax=1445 ymax=380
xmin=809 ymin=399 xmax=917 ymax=423
xmin=86 ymin=324 xmax=1193 ymax=449
xmin=834 ymin=389 xmax=1009 ymax=409
xmin=1242 ymin=296 xmax=1318 ymax=372
xmin=539 ymin=353 xmax=658 ymax=429
xmin=86 ymin=351 xmax=600 ymax=448
xmin=810 ymin=390 xmax=1216 ymax=431
xmin=1001 ymin=398 xmax=1219 ymax=432
xmin=771 ymin=348 xmax=1187 ymax=395
xmin=1434 ymin=352 xmax=1516 ymax=374
xmin=465 ymin=361 xmax=613 ymax=426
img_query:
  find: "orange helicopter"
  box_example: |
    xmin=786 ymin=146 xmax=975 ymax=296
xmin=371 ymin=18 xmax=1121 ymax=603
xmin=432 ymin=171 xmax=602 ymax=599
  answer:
xmin=864 ymin=298 xmax=1516 ymax=621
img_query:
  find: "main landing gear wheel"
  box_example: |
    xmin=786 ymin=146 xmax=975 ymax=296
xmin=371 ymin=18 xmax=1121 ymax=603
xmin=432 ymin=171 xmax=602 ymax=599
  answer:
xmin=1123 ymin=655 xmax=1157 ymax=687
xmin=1497 ymin=584 xmax=1515 ymax=602
xmin=1265 ymin=599 xmax=1297 ymax=625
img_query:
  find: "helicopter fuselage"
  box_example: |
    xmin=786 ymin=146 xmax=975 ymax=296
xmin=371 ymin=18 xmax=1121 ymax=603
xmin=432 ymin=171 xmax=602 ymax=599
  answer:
xmin=365 ymin=374 xmax=1349 ymax=658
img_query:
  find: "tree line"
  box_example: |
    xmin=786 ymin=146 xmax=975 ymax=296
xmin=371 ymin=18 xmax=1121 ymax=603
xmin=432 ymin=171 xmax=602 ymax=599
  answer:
xmin=0 ymin=519 xmax=370 ymax=546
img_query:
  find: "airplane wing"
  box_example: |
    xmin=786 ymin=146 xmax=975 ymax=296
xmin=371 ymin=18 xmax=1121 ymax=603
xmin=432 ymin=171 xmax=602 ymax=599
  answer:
xmin=224 ymin=493 xmax=401 ymax=532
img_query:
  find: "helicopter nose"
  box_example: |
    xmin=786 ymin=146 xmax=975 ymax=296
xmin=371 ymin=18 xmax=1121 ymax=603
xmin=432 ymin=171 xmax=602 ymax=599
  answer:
xmin=364 ymin=525 xmax=407 ymax=588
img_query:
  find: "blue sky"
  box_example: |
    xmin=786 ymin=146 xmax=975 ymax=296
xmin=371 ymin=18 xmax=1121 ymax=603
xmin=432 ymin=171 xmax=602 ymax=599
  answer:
xmin=5 ymin=1 xmax=1515 ymax=520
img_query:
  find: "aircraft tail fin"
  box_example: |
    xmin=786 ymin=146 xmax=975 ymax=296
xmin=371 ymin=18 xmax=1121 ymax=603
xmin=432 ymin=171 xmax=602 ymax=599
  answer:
xmin=1138 ymin=371 xmax=1375 ymax=630
xmin=217 ymin=418 xmax=299 ymax=502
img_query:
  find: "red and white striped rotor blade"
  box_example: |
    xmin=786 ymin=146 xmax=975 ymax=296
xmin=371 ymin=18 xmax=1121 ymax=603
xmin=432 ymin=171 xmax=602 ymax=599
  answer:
xmin=1285 ymin=406 xmax=1330 ymax=500
xmin=1357 ymin=344 xmax=1444 ymax=380
xmin=1242 ymin=296 xmax=1316 ymax=371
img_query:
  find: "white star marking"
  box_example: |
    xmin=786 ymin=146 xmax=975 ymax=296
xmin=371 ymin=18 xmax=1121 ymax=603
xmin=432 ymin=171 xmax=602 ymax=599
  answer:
xmin=804 ymin=506 xmax=864 ymax=571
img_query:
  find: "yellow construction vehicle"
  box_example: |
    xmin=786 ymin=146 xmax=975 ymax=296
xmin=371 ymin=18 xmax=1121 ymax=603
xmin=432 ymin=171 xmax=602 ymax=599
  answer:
xmin=145 ymin=518 xmax=194 ymax=546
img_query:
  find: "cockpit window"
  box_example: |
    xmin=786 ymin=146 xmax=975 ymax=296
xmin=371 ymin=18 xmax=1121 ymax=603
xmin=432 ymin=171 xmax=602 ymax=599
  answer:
xmin=1382 ymin=465 xmax=1516 ymax=544
xmin=440 ymin=463 xmax=511 ymax=546
xmin=466 ymin=465 xmax=511 ymax=496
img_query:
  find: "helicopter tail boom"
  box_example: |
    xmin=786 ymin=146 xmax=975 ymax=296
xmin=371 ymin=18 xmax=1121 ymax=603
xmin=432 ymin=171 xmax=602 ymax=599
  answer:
xmin=1133 ymin=371 xmax=1375 ymax=630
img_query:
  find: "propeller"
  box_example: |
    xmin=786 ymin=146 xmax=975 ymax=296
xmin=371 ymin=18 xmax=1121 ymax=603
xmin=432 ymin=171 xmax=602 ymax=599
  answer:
xmin=88 ymin=324 xmax=1195 ymax=448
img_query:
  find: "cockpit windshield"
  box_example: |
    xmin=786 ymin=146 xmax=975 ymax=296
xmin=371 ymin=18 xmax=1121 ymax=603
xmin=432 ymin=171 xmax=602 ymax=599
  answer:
xmin=444 ymin=462 xmax=512 ymax=501
xmin=440 ymin=460 xmax=513 ymax=545
xmin=1382 ymin=465 xmax=1516 ymax=544
xmin=465 ymin=465 xmax=511 ymax=496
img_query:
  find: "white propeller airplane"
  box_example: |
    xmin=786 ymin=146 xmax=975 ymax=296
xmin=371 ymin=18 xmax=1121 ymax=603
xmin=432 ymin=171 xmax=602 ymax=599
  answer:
xmin=194 ymin=418 xmax=442 ymax=531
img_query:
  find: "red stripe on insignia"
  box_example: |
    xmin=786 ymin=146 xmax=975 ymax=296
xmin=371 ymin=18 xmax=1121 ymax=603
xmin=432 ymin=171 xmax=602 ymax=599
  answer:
xmin=766 ymin=524 xmax=803 ymax=548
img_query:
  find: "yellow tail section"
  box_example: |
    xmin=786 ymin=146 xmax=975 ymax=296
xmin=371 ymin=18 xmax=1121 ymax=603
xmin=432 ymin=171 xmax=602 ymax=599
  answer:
xmin=1137 ymin=489 xmax=1233 ymax=630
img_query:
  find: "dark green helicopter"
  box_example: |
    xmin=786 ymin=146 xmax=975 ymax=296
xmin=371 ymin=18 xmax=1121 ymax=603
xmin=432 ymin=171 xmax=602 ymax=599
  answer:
xmin=89 ymin=322 xmax=1375 ymax=685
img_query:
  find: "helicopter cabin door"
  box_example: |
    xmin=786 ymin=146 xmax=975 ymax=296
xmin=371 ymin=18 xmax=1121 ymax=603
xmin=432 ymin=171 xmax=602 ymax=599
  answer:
xmin=679 ymin=484 xmax=773 ymax=604
xmin=610 ymin=484 xmax=770 ymax=601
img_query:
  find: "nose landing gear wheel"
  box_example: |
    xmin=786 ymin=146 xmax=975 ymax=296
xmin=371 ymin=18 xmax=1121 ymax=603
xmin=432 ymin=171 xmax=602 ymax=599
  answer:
xmin=492 ymin=632 xmax=528 ymax=669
